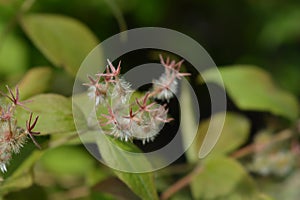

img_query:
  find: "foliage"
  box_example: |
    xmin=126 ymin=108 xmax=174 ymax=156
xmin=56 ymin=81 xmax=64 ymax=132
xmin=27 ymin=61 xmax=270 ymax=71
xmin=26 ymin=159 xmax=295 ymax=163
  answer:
xmin=0 ymin=0 xmax=299 ymax=200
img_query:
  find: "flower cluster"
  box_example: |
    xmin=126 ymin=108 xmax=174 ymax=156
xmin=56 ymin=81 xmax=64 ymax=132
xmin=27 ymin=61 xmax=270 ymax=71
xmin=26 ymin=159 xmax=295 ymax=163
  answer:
xmin=153 ymin=55 xmax=190 ymax=100
xmin=249 ymin=131 xmax=296 ymax=177
xmin=85 ymin=55 xmax=190 ymax=144
xmin=0 ymin=86 xmax=40 ymax=173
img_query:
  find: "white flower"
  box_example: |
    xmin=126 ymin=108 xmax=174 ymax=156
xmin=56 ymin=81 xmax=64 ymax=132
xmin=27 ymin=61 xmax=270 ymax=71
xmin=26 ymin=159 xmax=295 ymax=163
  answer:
xmin=111 ymin=78 xmax=133 ymax=104
xmin=87 ymin=86 xmax=105 ymax=106
xmin=153 ymin=72 xmax=178 ymax=101
xmin=84 ymin=56 xmax=187 ymax=144
xmin=131 ymin=123 xmax=159 ymax=144
xmin=111 ymin=124 xmax=132 ymax=142
xmin=0 ymin=163 xmax=7 ymax=173
xmin=105 ymin=113 xmax=133 ymax=142
xmin=0 ymin=120 xmax=27 ymax=172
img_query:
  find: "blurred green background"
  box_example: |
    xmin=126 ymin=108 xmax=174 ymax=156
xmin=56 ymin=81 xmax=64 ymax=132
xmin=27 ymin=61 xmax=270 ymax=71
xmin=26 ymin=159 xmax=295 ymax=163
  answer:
xmin=1 ymin=0 xmax=300 ymax=96
xmin=0 ymin=0 xmax=299 ymax=200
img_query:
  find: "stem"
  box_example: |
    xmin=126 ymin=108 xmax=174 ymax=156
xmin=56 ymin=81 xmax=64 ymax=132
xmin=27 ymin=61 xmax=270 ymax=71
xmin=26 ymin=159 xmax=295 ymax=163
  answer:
xmin=160 ymin=128 xmax=294 ymax=199
xmin=231 ymin=129 xmax=293 ymax=159
xmin=158 ymin=163 xmax=195 ymax=177
xmin=8 ymin=118 xmax=13 ymax=137
xmin=160 ymin=165 xmax=203 ymax=200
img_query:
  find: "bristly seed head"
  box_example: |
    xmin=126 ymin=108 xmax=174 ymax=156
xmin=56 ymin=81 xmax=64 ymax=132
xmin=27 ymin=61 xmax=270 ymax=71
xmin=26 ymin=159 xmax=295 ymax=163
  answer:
xmin=0 ymin=86 xmax=40 ymax=173
xmin=84 ymin=56 xmax=189 ymax=144
xmin=152 ymin=55 xmax=190 ymax=101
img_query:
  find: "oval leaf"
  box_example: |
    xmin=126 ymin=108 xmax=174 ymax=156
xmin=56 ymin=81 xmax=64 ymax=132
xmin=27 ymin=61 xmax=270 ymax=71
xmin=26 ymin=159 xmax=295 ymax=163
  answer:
xmin=180 ymin=80 xmax=200 ymax=163
xmin=115 ymin=171 xmax=158 ymax=200
xmin=0 ymin=22 xmax=29 ymax=76
xmin=201 ymin=66 xmax=299 ymax=120
xmin=259 ymin=9 xmax=300 ymax=49
xmin=39 ymin=146 xmax=95 ymax=176
xmin=191 ymin=156 xmax=258 ymax=199
xmin=20 ymin=14 xmax=99 ymax=77
xmin=17 ymin=67 xmax=53 ymax=100
xmin=196 ymin=112 xmax=250 ymax=156
xmin=95 ymin=135 xmax=158 ymax=200
xmin=73 ymin=92 xmax=158 ymax=199
xmin=15 ymin=94 xmax=86 ymax=135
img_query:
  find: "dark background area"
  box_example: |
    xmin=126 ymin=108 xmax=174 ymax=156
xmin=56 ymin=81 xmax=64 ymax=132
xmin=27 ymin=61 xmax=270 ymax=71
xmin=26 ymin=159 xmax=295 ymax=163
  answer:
xmin=0 ymin=1 xmax=299 ymax=199
xmin=1 ymin=0 xmax=300 ymax=98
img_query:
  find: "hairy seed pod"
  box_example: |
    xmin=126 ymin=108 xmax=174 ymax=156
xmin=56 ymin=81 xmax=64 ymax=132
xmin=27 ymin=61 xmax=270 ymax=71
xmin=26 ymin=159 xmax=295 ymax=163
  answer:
xmin=0 ymin=86 xmax=40 ymax=173
xmin=84 ymin=56 xmax=190 ymax=143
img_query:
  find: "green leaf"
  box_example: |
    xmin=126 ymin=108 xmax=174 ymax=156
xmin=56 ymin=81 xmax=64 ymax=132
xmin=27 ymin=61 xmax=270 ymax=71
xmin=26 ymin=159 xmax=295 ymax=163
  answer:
xmin=115 ymin=171 xmax=158 ymax=200
xmin=191 ymin=156 xmax=258 ymax=200
xmin=0 ymin=22 xmax=29 ymax=77
xmin=0 ymin=151 xmax=43 ymax=195
xmin=259 ymin=8 xmax=300 ymax=49
xmin=257 ymin=194 xmax=275 ymax=200
xmin=17 ymin=67 xmax=53 ymax=100
xmin=96 ymin=135 xmax=153 ymax=171
xmin=95 ymin=135 xmax=158 ymax=200
xmin=196 ymin=112 xmax=250 ymax=156
xmin=180 ymin=80 xmax=199 ymax=163
xmin=20 ymin=14 xmax=100 ymax=77
xmin=15 ymin=94 xmax=86 ymax=135
xmin=72 ymin=92 xmax=158 ymax=199
xmin=39 ymin=146 xmax=95 ymax=176
xmin=48 ymin=131 xmax=81 ymax=147
xmin=90 ymin=192 xmax=118 ymax=200
xmin=201 ymin=66 xmax=299 ymax=120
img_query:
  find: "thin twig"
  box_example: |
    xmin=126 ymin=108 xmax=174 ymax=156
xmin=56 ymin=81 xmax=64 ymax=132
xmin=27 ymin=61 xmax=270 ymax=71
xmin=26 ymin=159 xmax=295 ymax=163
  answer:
xmin=160 ymin=128 xmax=294 ymax=199
xmin=160 ymin=165 xmax=203 ymax=200
xmin=231 ymin=129 xmax=293 ymax=159
xmin=158 ymin=163 xmax=195 ymax=177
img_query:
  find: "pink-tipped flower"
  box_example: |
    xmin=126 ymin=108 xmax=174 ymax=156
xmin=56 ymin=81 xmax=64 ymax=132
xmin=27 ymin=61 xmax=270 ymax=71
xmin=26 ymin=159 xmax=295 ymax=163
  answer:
xmin=0 ymin=87 xmax=41 ymax=173
xmin=0 ymin=105 xmax=13 ymax=121
xmin=111 ymin=78 xmax=133 ymax=104
xmin=83 ymin=75 xmax=100 ymax=88
xmin=123 ymin=108 xmax=141 ymax=127
xmin=84 ymin=75 xmax=107 ymax=106
xmin=136 ymin=92 xmax=156 ymax=112
xmin=153 ymin=55 xmax=190 ymax=101
xmin=88 ymin=55 xmax=190 ymax=144
xmin=153 ymin=73 xmax=178 ymax=101
xmin=159 ymin=54 xmax=190 ymax=79
xmin=96 ymin=59 xmax=121 ymax=82
xmin=26 ymin=113 xmax=41 ymax=149
xmin=151 ymin=104 xmax=174 ymax=123
xmin=0 ymin=86 xmax=31 ymax=110
xmin=100 ymin=106 xmax=118 ymax=126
